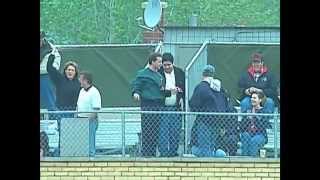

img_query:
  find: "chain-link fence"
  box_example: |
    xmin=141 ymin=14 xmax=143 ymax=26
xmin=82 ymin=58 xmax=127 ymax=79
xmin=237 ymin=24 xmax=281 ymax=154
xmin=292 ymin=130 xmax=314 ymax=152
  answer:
xmin=40 ymin=108 xmax=280 ymax=158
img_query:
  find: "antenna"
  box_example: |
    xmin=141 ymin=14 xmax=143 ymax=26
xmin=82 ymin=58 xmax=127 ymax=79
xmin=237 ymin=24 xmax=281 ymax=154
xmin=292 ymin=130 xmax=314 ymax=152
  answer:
xmin=143 ymin=0 xmax=162 ymax=28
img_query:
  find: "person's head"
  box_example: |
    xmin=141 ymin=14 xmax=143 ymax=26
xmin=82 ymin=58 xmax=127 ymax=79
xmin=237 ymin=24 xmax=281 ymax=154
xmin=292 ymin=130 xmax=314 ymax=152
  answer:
xmin=162 ymin=52 xmax=174 ymax=73
xmin=40 ymin=31 xmax=46 ymax=47
xmin=79 ymin=71 xmax=93 ymax=88
xmin=202 ymin=64 xmax=215 ymax=78
xmin=250 ymin=52 xmax=264 ymax=72
xmin=148 ymin=52 xmax=162 ymax=71
xmin=251 ymin=91 xmax=266 ymax=108
xmin=63 ymin=61 xmax=79 ymax=80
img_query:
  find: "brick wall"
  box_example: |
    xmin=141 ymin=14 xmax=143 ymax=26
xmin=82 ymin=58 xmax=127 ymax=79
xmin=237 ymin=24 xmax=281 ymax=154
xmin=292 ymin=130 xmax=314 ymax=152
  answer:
xmin=40 ymin=157 xmax=280 ymax=180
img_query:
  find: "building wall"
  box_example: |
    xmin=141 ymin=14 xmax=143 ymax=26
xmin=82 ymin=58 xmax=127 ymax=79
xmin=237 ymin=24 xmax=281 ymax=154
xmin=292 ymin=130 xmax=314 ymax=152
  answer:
xmin=40 ymin=157 xmax=280 ymax=180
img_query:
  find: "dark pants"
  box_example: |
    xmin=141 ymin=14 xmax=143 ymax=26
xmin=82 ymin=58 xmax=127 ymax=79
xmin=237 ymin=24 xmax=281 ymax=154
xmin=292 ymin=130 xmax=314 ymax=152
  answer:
xmin=158 ymin=106 xmax=182 ymax=157
xmin=140 ymin=99 xmax=161 ymax=157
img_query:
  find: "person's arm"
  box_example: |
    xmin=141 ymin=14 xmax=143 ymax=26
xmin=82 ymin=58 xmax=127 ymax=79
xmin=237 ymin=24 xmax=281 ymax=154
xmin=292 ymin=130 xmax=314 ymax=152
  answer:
xmin=50 ymin=45 xmax=61 ymax=71
xmin=47 ymin=54 xmax=63 ymax=85
xmin=238 ymin=72 xmax=251 ymax=96
xmin=261 ymin=74 xmax=278 ymax=98
xmin=90 ymin=89 xmax=102 ymax=119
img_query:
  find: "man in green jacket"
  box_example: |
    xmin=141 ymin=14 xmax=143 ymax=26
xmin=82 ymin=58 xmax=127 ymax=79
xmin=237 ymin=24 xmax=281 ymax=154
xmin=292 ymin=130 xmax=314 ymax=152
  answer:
xmin=131 ymin=52 xmax=166 ymax=157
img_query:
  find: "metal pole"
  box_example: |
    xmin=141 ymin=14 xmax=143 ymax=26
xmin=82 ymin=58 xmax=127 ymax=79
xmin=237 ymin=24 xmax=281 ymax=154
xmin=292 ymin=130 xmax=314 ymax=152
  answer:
xmin=121 ymin=112 xmax=126 ymax=157
xmin=273 ymin=113 xmax=279 ymax=158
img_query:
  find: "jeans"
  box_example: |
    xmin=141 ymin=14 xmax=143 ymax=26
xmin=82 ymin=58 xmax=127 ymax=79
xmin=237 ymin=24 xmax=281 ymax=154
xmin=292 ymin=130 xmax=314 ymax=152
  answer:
xmin=191 ymin=121 xmax=215 ymax=157
xmin=140 ymin=99 xmax=161 ymax=157
xmin=240 ymin=96 xmax=275 ymax=113
xmin=240 ymin=132 xmax=266 ymax=156
xmin=89 ymin=118 xmax=98 ymax=157
xmin=40 ymin=74 xmax=57 ymax=112
xmin=158 ymin=106 xmax=182 ymax=157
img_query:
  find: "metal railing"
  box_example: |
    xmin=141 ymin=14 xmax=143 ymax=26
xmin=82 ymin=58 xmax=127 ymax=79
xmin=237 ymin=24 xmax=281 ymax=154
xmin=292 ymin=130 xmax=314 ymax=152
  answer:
xmin=40 ymin=109 xmax=280 ymax=158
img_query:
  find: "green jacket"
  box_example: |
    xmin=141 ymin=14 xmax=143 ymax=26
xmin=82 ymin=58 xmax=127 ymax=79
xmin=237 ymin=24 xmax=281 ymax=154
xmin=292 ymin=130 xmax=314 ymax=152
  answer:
xmin=131 ymin=68 xmax=165 ymax=101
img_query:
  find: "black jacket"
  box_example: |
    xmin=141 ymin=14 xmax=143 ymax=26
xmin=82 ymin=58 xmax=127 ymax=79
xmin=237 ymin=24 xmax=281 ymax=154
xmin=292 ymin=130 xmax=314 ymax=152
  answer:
xmin=47 ymin=57 xmax=81 ymax=110
xmin=238 ymin=65 xmax=278 ymax=104
xmin=159 ymin=66 xmax=185 ymax=110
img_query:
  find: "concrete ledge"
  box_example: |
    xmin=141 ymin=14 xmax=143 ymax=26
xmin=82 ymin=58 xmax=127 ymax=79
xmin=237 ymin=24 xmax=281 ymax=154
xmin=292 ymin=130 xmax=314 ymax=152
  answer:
xmin=41 ymin=156 xmax=280 ymax=163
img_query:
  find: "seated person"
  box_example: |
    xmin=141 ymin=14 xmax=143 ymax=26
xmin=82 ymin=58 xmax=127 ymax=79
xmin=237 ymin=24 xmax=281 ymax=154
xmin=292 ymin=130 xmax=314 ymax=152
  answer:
xmin=238 ymin=52 xmax=278 ymax=113
xmin=240 ymin=91 xmax=272 ymax=157
xmin=40 ymin=131 xmax=50 ymax=157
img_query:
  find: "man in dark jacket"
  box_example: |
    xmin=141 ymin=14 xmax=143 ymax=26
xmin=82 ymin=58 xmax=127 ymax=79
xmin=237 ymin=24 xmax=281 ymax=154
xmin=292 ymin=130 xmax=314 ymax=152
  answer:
xmin=238 ymin=52 xmax=278 ymax=113
xmin=158 ymin=52 xmax=185 ymax=157
xmin=189 ymin=64 xmax=229 ymax=157
xmin=132 ymin=52 xmax=176 ymax=157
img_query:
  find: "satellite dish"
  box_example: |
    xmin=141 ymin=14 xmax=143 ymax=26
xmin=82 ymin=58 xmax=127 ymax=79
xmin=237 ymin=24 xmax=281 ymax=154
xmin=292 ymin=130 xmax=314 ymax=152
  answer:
xmin=144 ymin=0 xmax=162 ymax=28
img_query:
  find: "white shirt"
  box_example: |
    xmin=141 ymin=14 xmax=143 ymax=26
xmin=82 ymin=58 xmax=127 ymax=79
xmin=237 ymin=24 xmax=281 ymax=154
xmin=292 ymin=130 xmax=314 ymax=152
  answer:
xmin=164 ymin=69 xmax=177 ymax=106
xmin=77 ymin=86 xmax=102 ymax=118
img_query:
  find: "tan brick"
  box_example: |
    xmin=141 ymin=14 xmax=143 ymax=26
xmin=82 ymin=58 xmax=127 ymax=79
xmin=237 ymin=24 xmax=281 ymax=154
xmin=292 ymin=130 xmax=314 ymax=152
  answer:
xmin=268 ymin=163 xmax=280 ymax=168
xmin=116 ymin=167 xmax=129 ymax=172
xmin=53 ymin=162 xmax=68 ymax=167
xmin=168 ymin=168 xmax=181 ymax=172
xmin=134 ymin=172 xmax=150 ymax=176
xmin=141 ymin=167 xmax=155 ymax=172
xmin=168 ymin=177 xmax=180 ymax=180
xmin=187 ymin=163 xmax=201 ymax=167
xmin=117 ymin=177 xmax=140 ymax=180
xmin=181 ymin=177 xmax=194 ymax=180
xmin=255 ymin=164 xmax=268 ymax=168
xmin=174 ymin=163 xmax=187 ymax=167
xmin=269 ymin=173 xmax=280 ymax=177
xmin=148 ymin=162 xmax=162 ymax=167
xmin=41 ymin=163 xmax=54 ymax=167
xmin=274 ymin=168 xmax=280 ymax=173
xmin=94 ymin=163 xmax=109 ymax=167
xmin=241 ymin=173 xmax=255 ymax=177
xmin=207 ymin=168 xmax=221 ymax=172
xmin=220 ymin=168 xmax=234 ymax=172
xmin=88 ymin=167 xmax=102 ymax=172
xmin=141 ymin=177 xmax=154 ymax=180
xmin=68 ymin=163 xmax=82 ymax=167
xmin=102 ymin=167 xmax=115 ymax=172
xmin=129 ymin=167 xmax=142 ymax=172
xmin=175 ymin=172 xmax=189 ymax=176
xmin=41 ymin=172 xmax=54 ymax=176
xmin=261 ymin=168 xmax=275 ymax=172
xmin=100 ymin=177 xmax=114 ymax=180
xmin=262 ymin=178 xmax=275 ymax=180
xmin=58 ymin=177 xmax=73 ymax=180
xmin=158 ymin=162 xmax=174 ymax=167
xmin=182 ymin=168 xmax=194 ymax=172
xmin=221 ymin=178 xmax=247 ymax=180
xmin=46 ymin=177 xmax=61 ymax=180
xmin=75 ymin=167 xmax=90 ymax=172
xmin=214 ymin=163 xmax=232 ymax=167
xmin=201 ymin=172 xmax=215 ymax=176
xmin=121 ymin=172 xmax=135 ymax=176
xmin=154 ymin=177 xmax=168 ymax=180
xmin=248 ymin=168 xmax=262 ymax=172
xmin=193 ymin=168 xmax=208 ymax=172
xmin=120 ymin=162 xmax=134 ymax=167
xmin=208 ymin=177 xmax=221 ymax=180
xmin=82 ymin=172 xmax=95 ymax=176
xmin=94 ymin=172 xmax=110 ymax=176
xmin=255 ymin=173 xmax=269 ymax=177
xmin=40 ymin=167 xmax=48 ymax=171
xmin=87 ymin=177 xmax=101 ymax=180
xmin=54 ymin=172 xmax=68 ymax=176
xmin=105 ymin=172 xmax=121 ymax=176
xmin=227 ymin=172 xmax=242 ymax=177
xmin=234 ymin=168 xmax=247 ymax=172
xmin=220 ymin=163 xmax=243 ymax=167
xmin=68 ymin=172 xmax=82 ymax=176
xmin=247 ymin=178 xmax=261 ymax=180
xmin=81 ymin=163 xmax=95 ymax=167
xmin=48 ymin=167 xmax=62 ymax=171
xmin=153 ymin=167 xmax=168 ymax=171
xmin=61 ymin=167 xmax=77 ymax=172
xmin=194 ymin=177 xmax=208 ymax=180
xmin=187 ymin=172 xmax=202 ymax=176
xmin=214 ymin=172 xmax=228 ymax=176
xmin=108 ymin=162 xmax=121 ymax=167
xmin=161 ymin=171 xmax=175 ymax=176
xmin=149 ymin=172 xmax=162 ymax=176
xmin=74 ymin=177 xmax=88 ymax=180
